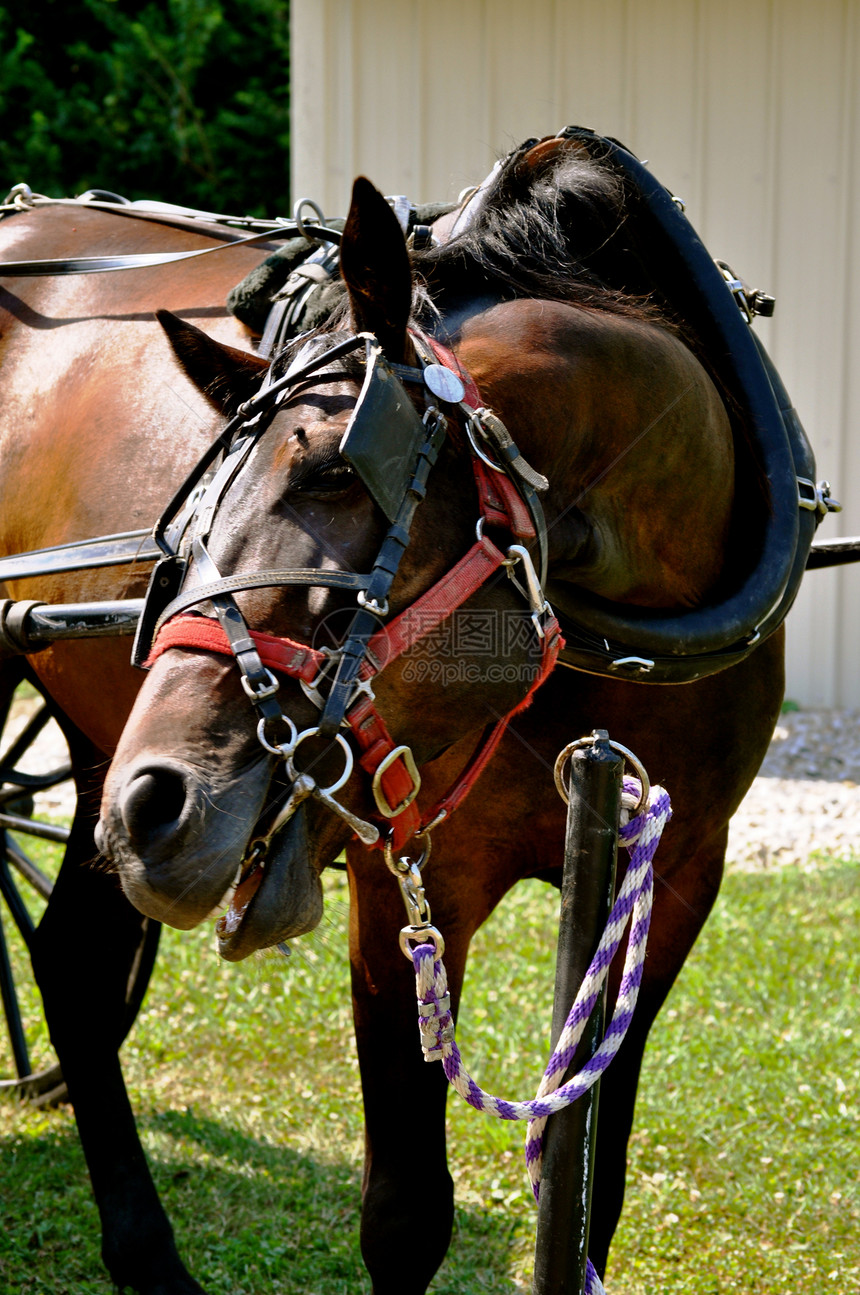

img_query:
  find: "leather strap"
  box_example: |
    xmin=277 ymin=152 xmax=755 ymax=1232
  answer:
xmin=153 ymin=567 xmax=372 ymax=634
xmin=145 ymin=614 xmax=326 ymax=684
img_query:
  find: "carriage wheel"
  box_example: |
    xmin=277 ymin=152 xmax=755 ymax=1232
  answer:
xmin=0 ymin=687 xmax=72 ymax=1106
xmin=0 ymin=684 xmax=161 ymax=1107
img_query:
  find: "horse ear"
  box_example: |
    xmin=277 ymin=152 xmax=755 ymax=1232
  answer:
xmin=340 ymin=177 xmax=412 ymax=360
xmin=156 ymin=310 xmax=269 ymax=414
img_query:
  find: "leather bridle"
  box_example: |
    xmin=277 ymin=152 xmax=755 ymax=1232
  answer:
xmin=137 ymin=327 xmax=562 ymax=859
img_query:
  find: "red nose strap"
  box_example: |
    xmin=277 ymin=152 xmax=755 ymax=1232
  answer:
xmin=146 ymin=539 xmax=563 ymax=854
xmin=147 ymin=616 xmax=327 ymax=684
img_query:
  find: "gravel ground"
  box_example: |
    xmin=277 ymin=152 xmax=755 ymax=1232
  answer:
xmin=726 ymin=707 xmax=860 ymax=871
xmin=4 ymin=695 xmax=860 ymax=871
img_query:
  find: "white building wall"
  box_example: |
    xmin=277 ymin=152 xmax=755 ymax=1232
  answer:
xmin=292 ymin=0 xmax=860 ymax=706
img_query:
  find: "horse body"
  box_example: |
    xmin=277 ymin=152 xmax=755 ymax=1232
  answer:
xmin=1 ymin=150 xmax=785 ymax=1293
xmin=0 ymin=204 xmax=265 ymax=750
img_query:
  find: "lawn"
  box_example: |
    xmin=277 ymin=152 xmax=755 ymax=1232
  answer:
xmin=1 ymin=836 xmax=858 ymax=1293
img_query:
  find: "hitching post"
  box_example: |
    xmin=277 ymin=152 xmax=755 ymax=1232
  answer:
xmin=532 ymin=730 xmax=622 ymax=1294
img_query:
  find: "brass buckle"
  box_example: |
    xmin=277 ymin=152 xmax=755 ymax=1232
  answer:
xmin=371 ymin=744 xmax=422 ymax=818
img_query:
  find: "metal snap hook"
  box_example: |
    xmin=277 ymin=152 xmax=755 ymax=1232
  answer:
xmin=383 ymin=830 xmax=432 ymax=877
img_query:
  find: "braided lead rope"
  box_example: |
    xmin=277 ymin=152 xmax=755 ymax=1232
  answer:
xmin=410 ymin=779 xmax=671 ymax=1293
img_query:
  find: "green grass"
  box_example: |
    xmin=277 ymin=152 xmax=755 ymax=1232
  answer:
xmin=1 ymin=838 xmax=858 ymax=1293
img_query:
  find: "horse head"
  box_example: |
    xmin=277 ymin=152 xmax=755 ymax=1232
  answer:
xmin=98 ymin=177 xmax=566 ymax=960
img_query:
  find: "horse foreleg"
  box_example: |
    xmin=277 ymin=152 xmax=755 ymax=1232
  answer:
xmin=347 ymin=857 xmax=479 ymax=1295
xmin=29 ymin=743 xmax=204 ymax=1295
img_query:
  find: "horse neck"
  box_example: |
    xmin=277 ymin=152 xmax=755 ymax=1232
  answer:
xmin=453 ymin=296 xmax=736 ymax=611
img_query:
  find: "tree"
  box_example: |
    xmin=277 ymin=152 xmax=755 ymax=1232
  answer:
xmin=0 ymin=0 xmax=291 ymax=215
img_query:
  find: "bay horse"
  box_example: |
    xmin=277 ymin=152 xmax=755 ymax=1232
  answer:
xmin=2 ymin=136 xmax=791 ymax=1293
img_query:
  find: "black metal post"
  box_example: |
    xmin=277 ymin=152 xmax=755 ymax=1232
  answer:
xmin=533 ymin=730 xmax=622 ymax=1294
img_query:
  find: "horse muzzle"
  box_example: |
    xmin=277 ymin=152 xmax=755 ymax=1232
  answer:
xmin=97 ymin=752 xmax=327 ymax=956
xmin=96 ymin=754 xmax=268 ymax=928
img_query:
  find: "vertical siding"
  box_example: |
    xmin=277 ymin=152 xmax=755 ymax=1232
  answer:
xmin=292 ymin=0 xmax=860 ymax=706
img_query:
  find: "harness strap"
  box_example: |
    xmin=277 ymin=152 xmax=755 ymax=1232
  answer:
xmin=362 ymin=535 xmax=509 ymax=670
xmin=153 ymin=567 xmax=372 ymax=633
xmin=471 ymin=459 xmax=537 ymax=541
xmin=145 ymin=615 xmax=326 ymax=684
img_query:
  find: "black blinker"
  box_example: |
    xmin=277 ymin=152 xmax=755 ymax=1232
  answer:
xmin=339 ymin=343 xmax=428 ymax=521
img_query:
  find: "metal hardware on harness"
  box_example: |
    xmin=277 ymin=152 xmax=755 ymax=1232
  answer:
xmin=260 ymin=732 xmax=381 ymax=847
xmin=553 ymin=735 xmax=650 ymax=816
xmin=371 ymin=745 xmax=422 ymax=818
xmin=286 ymin=728 xmax=354 ymax=797
xmin=298 ymin=649 xmax=340 ymax=714
xmin=251 ymin=769 xmax=380 ymax=854
xmin=465 ymin=411 xmax=506 ymax=473
xmin=423 ymin=364 xmax=466 ymax=404
xmin=357 ymin=589 xmax=390 ymax=618
xmin=715 ymin=260 xmax=753 ymax=324
xmin=241 ymin=666 xmax=280 ymax=704
xmin=505 ymin=545 xmax=552 ymax=639
xmin=798 ymin=477 xmax=842 ymax=518
xmin=256 ymin=713 xmax=299 ymax=758
xmin=716 ymin=259 xmax=776 ymax=323
xmin=383 ymin=836 xmax=445 ymax=960
xmin=3 ymin=183 xmax=34 ymax=209
xmin=608 ymin=655 xmax=655 ymax=676
xmin=293 ymin=197 xmax=332 ymax=245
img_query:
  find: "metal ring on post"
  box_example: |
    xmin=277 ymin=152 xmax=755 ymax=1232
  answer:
xmin=286 ymin=727 xmax=353 ymax=796
xmin=553 ymin=736 xmax=650 ymax=815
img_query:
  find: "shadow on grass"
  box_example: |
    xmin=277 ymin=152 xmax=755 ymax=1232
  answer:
xmin=0 ymin=1108 xmax=528 ymax=1295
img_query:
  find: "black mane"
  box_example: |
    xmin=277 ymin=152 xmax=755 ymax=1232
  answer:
xmin=412 ymin=140 xmax=667 ymax=325
xmin=270 ymin=140 xmax=671 ymax=365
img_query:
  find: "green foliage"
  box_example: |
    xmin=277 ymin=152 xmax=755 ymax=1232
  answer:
xmin=2 ymin=847 xmax=858 ymax=1291
xmin=0 ymin=0 xmax=290 ymax=214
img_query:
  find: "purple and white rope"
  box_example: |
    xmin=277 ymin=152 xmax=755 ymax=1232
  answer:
xmin=410 ymin=778 xmax=671 ymax=1295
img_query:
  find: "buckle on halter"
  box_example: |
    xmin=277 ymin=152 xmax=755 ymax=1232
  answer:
xmin=371 ymin=744 xmax=422 ymax=818
xmin=241 ymin=666 xmax=280 ymax=702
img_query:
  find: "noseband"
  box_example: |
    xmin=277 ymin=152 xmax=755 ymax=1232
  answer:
xmin=136 ymin=329 xmax=562 ymax=859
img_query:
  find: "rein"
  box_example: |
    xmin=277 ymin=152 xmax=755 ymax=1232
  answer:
xmin=0 ymin=184 xmax=341 ymax=275
xmin=140 ymin=327 xmax=561 ymax=858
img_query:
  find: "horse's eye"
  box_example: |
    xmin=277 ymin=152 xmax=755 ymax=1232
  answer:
xmin=293 ymin=460 xmax=357 ymax=496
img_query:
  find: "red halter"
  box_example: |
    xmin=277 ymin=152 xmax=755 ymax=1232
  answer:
xmin=146 ymin=337 xmax=562 ymax=854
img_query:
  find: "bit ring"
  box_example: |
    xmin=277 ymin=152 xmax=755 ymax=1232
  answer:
xmin=286 ymin=727 xmax=353 ymax=796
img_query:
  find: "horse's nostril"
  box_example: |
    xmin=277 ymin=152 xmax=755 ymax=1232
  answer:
xmin=120 ymin=766 xmax=190 ymax=846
